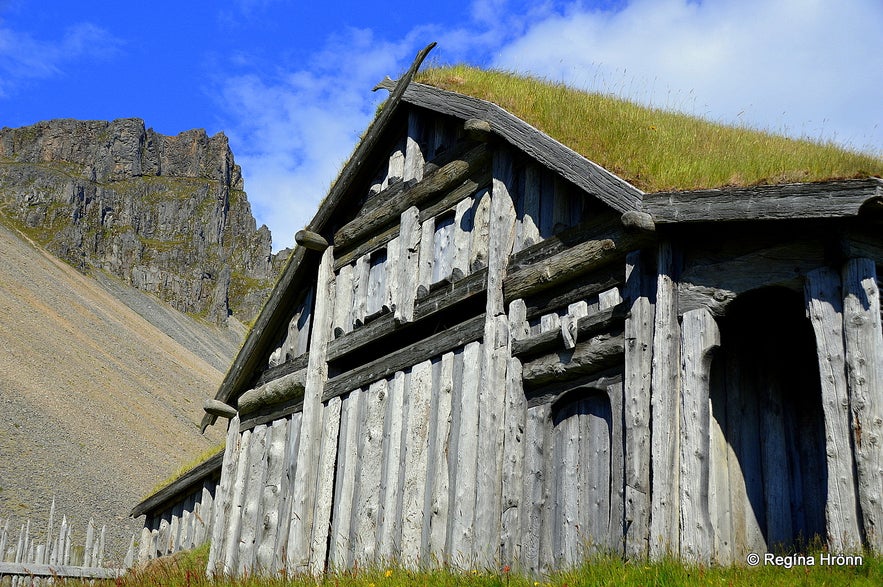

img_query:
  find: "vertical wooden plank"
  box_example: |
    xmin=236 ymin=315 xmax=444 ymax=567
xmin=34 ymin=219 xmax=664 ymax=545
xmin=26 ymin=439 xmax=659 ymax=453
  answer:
xmin=649 ymin=240 xmax=681 ymax=557
xmin=804 ymin=267 xmax=863 ymax=553
xmin=452 ymin=196 xmax=475 ymax=277
xmin=296 ymin=288 xmax=314 ymax=357
xmin=401 ymin=359 xmax=433 ymax=565
xmin=287 ymin=245 xmax=335 ymax=572
xmin=679 ymin=308 xmax=720 ymax=562
xmin=395 ymin=207 xmax=421 ymax=324
xmin=500 ymin=353 xmax=525 ymax=567
xmin=521 ymin=166 xmax=541 ymax=250
xmin=352 ymin=253 xmax=370 ymax=327
xmin=378 ymin=372 xmax=406 ymax=561
xmin=329 ymin=390 xmax=362 ymax=569
xmin=418 ymin=217 xmax=435 ymax=293
xmin=386 ymin=143 xmax=405 ymax=187
xmin=552 ymin=178 xmax=570 ymax=234
xmin=334 ymin=264 xmax=354 ymax=337
xmin=385 ymin=236 xmax=400 ymax=313
xmin=606 ymin=381 xmax=624 ymax=554
xmin=559 ymin=406 xmax=582 ymax=566
xmin=428 ymin=353 xmax=455 ymax=561
xmin=353 ymin=379 xmax=388 ymax=566
xmin=708 ymin=363 xmax=733 ymax=563
xmin=760 ymin=379 xmax=793 ymax=548
xmin=404 ymin=110 xmax=425 ymax=182
xmin=842 ymin=257 xmax=883 ymax=550
xmin=310 ymin=395 xmax=342 ymax=575
xmin=469 ymin=189 xmax=491 ymax=272
xmin=583 ymin=395 xmax=613 ymax=552
xmin=222 ymin=427 xmax=252 ymax=572
xmin=521 ymin=403 xmax=550 ymax=575
xmin=432 ymin=213 xmax=455 ymax=284
xmin=599 ymin=287 xmax=622 ymax=310
xmin=256 ymin=417 xmax=288 ymax=572
xmin=367 ymin=249 xmax=388 ymax=316
xmin=622 ymin=250 xmax=654 ymax=557
xmin=450 ymin=341 xmax=481 ymax=567
xmin=274 ymin=413 xmax=301 ymax=569
xmin=238 ymin=424 xmax=269 ymax=574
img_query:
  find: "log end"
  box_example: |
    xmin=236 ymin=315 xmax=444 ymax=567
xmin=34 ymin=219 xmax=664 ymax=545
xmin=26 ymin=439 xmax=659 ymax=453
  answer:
xmin=203 ymin=398 xmax=237 ymax=419
xmin=295 ymin=229 xmax=330 ymax=251
xmin=621 ymin=210 xmax=656 ymax=233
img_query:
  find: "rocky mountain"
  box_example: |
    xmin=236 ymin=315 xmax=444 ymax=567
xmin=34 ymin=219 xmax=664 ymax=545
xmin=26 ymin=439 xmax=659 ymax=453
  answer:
xmin=0 ymin=118 xmax=282 ymax=325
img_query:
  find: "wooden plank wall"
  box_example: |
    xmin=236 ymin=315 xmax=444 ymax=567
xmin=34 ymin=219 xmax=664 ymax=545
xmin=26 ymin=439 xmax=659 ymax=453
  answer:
xmin=139 ymin=479 xmax=217 ymax=562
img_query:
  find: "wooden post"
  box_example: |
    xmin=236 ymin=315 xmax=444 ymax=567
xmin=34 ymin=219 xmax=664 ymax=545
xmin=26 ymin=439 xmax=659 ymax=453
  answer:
xmin=842 ymin=257 xmax=883 ymax=551
xmin=450 ymin=341 xmax=481 ymax=567
xmin=310 ymin=396 xmax=342 ymax=574
xmin=207 ymin=414 xmax=241 ymax=575
xmin=501 ymin=303 xmax=526 ymax=568
xmin=378 ymin=371 xmax=406 ymax=561
xmin=649 ymin=240 xmax=681 ymax=557
xmin=678 ymin=308 xmax=720 ymax=562
xmin=428 ymin=353 xmax=455 ymax=561
xmin=395 ymin=207 xmax=421 ymax=324
xmin=255 ymin=418 xmax=288 ymax=572
xmin=623 ymin=250 xmax=654 ymax=558
xmin=401 ymin=360 xmax=433 ymax=565
xmin=287 ymin=245 xmax=336 ymax=571
xmin=329 ymin=389 xmax=362 ymax=568
xmin=404 ymin=110 xmax=425 ymax=183
xmin=804 ymin=267 xmax=863 ymax=553
xmin=353 ymin=379 xmax=387 ymax=566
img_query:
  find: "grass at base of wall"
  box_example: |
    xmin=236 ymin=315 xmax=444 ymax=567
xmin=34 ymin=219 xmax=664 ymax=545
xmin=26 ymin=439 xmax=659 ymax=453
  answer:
xmin=82 ymin=543 xmax=883 ymax=587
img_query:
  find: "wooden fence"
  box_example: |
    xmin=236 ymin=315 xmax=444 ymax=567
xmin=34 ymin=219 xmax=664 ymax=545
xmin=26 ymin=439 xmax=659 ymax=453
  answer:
xmin=0 ymin=500 xmax=132 ymax=584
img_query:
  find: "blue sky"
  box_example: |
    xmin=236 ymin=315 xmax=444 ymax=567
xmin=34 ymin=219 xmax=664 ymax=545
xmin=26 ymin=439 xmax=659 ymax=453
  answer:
xmin=1 ymin=0 xmax=881 ymax=251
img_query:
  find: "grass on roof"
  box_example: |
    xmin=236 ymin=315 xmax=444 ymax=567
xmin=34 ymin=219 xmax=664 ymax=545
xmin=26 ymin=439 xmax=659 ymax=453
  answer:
xmin=416 ymin=65 xmax=882 ymax=192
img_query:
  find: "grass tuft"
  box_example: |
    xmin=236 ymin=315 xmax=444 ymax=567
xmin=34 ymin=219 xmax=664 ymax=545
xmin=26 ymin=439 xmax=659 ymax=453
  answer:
xmin=415 ymin=65 xmax=882 ymax=192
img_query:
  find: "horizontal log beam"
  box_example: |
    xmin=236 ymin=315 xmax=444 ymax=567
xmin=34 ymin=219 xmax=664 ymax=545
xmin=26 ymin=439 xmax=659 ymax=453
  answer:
xmin=334 ymin=143 xmax=490 ymax=250
xmin=203 ymin=398 xmax=237 ymax=419
xmin=295 ymin=229 xmax=330 ymax=251
xmin=644 ymin=178 xmax=883 ymax=224
xmin=512 ymin=302 xmax=627 ymax=358
xmin=323 ymin=314 xmax=485 ymax=400
xmin=521 ymin=330 xmax=625 ymax=386
xmin=238 ymin=368 xmax=307 ymax=415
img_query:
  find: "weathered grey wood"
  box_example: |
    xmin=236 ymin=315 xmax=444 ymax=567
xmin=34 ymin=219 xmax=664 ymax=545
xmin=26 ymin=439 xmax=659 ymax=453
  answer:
xmin=222 ymin=426 xmax=251 ymax=572
xmin=329 ymin=389 xmax=362 ymax=568
xmin=353 ymin=379 xmax=387 ymax=565
xmin=384 ymin=143 xmax=404 ymax=189
xmin=287 ymin=246 xmax=335 ymax=572
xmin=255 ymin=418 xmax=287 ymax=572
xmin=323 ymin=314 xmax=485 ymax=400
xmin=378 ymin=371 xmax=406 ymax=561
xmin=237 ymin=368 xmax=306 ymax=415
xmin=649 ymin=240 xmax=681 ymax=557
xmin=555 ymin=402 xmax=581 ymax=565
xmin=310 ymin=395 xmax=341 ymax=574
xmin=401 ymin=359 xmax=433 ymax=565
xmin=352 ymin=253 xmax=370 ymax=327
xmin=203 ymin=398 xmax=237 ymax=418
xmin=842 ymin=257 xmax=883 ymax=550
xmin=804 ymin=267 xmax=863 ymax=553
xmin=620 ymin=210 xmax=656 ymax=232
xmin=334 ymin=143 xmax=489 ymax=250
xmin=509 ymin=298 xmax=529 ymax=342
xmin=428 ymin=353 xmax=454 ymax=561
xmin=500 ymin=355 xmax=525 ymax=567
xmin=678 ymin=308 xmax=719 ymax=562
xmin=464 ymin=117 xmax=492 ymax=141
xmin=333 ymin=264 xmax=354 ymax=336
xmin=395 ymin=206 xmax=421 ymax=324
xmin=469 ymin=189 xmax=490 ymax=271
xmin=760 ymin=378 xmax=792 ymax=548
xmin=238 ymin=424 xmax=269 ymax=574
xmin=605 ymin=380 xmax=625 ymax=555
xmin=404 ymin=110 xmax=425 ymax=183
xmin=378 ymin=79 xmax=644 ymax=213
xmin=512 ymin=304 xmax=626 ymax=359
xmin=622 ymin=251 xmax=654 ymax=558
xmin=521 ymin=403 xmax=549 ymax=575
xmin=432 ymin=212 xmax=456 ymax=284
xmin=521 ymin=331 xmax=625 ymax=385
xmin=644 ymin=178 xmax=883 ymax=224
xmin=453 ymin=195 xmax=475 ymax=276
xmin=518 ymin=165 xmax=542 ymax=253
xmin=504 ymin=227 xmax=649 ymax=301
xmin=295 ymin=229 xmax=329 ymax=251
xmin=385 ymin=235 xmax=400 ymax=313
xmin=417 ymin=216 xmax=435 ymax=292
xmin=366 ymin=249 xmax=387 ymax=316
xmin=599 ymin=287 xmax=622 ymax=310
xmin=449 ymin=341 xmax=481 ymax=567
xmin=560 ymin=301 xmax=588 ymax=350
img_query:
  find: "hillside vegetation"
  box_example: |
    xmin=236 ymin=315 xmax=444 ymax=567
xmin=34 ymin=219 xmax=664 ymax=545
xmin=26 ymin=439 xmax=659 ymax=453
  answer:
xmin=416 ymin=65 xmax=882 ymax=191
xmin=0 ymin=214 xmax=226 ymax=561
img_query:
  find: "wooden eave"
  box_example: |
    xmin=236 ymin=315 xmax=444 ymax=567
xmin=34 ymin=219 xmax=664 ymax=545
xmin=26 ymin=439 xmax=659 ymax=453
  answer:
xmin=131 ymin=450 xmax=224 ymax=518
xmin=376 ymin=78 xmax=644 ymax=214
xmin=644 ymin=178 xmax=883 ymax=225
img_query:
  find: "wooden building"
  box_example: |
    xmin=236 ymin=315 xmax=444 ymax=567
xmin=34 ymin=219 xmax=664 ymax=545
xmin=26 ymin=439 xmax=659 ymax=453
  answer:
xmin=134 ymin=45 xmax=883 ymax=575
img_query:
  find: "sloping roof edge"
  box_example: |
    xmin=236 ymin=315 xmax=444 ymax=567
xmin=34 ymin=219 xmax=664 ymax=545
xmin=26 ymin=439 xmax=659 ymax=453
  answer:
xmin=131 ymin=450 xmax=224 ymax=518
xmin=199 ymin=43 xmax=437 ymax=432
xmin=376 ymin=78 xmax=644 ymax=213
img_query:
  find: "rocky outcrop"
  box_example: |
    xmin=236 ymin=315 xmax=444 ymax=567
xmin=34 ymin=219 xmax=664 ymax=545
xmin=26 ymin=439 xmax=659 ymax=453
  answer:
xmin=0 ymin=118 xmax=277 ymax=323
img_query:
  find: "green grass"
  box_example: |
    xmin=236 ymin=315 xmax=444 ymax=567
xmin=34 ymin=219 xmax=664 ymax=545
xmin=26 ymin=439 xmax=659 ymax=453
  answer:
xmin=74 ymin=543 xmax=883 ymax=587
xmin=415 ymin=65 xmax=882 ymax=192
xmin=143 ymin=442 xmax=225 ymax=499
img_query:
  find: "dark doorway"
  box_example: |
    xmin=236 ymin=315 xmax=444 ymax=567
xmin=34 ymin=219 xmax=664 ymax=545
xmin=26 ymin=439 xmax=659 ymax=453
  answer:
xmin=709 ymin=287 xmax=827 ymax=555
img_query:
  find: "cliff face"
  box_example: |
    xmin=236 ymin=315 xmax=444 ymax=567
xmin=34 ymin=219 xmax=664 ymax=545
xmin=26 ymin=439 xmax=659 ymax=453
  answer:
xmin=0 ymin=118 xmax=276 ymax=323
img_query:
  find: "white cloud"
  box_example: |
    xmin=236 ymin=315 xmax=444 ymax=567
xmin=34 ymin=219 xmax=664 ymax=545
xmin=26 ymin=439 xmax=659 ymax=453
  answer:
xmin=216 ymin=29 xmax=416 ymax=251
xmin=0 ymin=22 xmax=121 ymax=95
xmin=493 ymin=0 xmax=883 ymax=153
